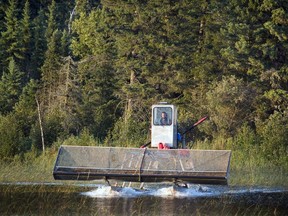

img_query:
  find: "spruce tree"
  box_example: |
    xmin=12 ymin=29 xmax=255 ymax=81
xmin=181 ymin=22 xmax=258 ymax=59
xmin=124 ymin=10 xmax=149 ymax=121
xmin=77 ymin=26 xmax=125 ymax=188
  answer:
xmin=0 ymin=0 xmax=22 ymax=72
xmin=19 ymin=0 xmax=32 ymax=78
xmin=0 ymin=57 xmax=23 ymax=114
xmin=45 ymin=0 xmax=57 ymax=44
xmin=41 ymin=29 xmax=61 ymax=110
xmin=0 ymin=3 xmax=5 ymax=32
xmin=60 ymin=29 xmax=70 ymax=57
xmin=30 ymin=9 xmax=46 ymax=80
xmin=14 ymin=79 xmax=38 ymax=136
xmin=219 ymin=0 xmax=288 ymax=117
xmin=71 ymin=7 xmax=118 ymax=139
xmin=40 ymin=0 xmax=61 ymax=110
xmin=258 ymin=1 xmax=288 ymax=113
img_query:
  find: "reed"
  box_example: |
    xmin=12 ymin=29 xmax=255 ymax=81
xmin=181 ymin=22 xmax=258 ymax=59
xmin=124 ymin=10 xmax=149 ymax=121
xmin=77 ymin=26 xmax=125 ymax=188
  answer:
xmin=0 ymin=152 xmax=56 ymax=182
xmin=0 ymin=148 xmax=287 ymax=188
xmin=191 ymin=131 xmax=288 ymax=187
xmin=0 ymin=130 xmax=287 ymax=188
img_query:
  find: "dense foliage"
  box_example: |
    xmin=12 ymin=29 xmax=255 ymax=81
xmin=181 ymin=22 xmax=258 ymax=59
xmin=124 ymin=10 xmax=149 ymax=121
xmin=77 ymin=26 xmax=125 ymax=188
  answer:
xmin=0 ymin=0 xmax=287 ymax=167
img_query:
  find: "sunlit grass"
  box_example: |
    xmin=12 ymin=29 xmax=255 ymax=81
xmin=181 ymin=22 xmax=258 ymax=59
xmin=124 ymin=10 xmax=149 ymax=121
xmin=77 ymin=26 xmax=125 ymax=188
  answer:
xmin=192 ymin=135 xmax=288 ymax=188
xmin=229 ymin=166 xmax=288 ymax=187
xmin=0 ymin=152 xmax=56 ymax=182
xmin=0 ymin=144 xmax=287 ymax=188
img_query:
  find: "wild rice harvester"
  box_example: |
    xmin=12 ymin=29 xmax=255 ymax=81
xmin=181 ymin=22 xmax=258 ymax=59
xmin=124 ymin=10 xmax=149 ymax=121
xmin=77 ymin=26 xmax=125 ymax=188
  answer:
xmin=53 ymin=103 xmax=231 ymax=185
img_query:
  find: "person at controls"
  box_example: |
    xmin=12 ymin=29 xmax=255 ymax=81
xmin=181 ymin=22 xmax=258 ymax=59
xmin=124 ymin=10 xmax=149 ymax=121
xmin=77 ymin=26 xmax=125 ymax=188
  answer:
xmin=159 ymin=112 xmax=171 ymax=125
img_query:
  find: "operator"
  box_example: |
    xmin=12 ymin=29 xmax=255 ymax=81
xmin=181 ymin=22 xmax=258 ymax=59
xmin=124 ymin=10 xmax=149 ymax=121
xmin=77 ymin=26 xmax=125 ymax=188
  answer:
xmin=159 ymin=111 xmax=171 ymax=125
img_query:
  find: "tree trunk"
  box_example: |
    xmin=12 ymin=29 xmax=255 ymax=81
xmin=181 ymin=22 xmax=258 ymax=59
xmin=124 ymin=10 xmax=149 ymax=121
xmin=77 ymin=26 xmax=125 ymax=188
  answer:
xmin=36 ymin=97 xmax=45 ymax=153
xmin=125 ymin=70 xmax=136 ymax=123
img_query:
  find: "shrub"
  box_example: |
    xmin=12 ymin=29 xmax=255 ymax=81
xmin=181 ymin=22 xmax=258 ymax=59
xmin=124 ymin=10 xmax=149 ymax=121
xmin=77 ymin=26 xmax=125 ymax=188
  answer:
xmin=256 ymin=109 xmax=288 ymax=166
xmin=105 ymin=116 xmax=149 ymax=147
xmin=206 ymin=76 xmax=256 ymax=137
xmin=53 ymin=127 xmax=100 ymax=147
xmin=0 ymin=114 xmax=24 ymax=160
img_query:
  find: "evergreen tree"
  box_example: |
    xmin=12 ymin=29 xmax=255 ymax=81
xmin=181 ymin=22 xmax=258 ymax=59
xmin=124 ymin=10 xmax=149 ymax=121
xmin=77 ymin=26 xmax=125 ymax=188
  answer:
xmin=0 ymin=57 xmax=23 ymax=114
xmin=41 ymin=29 xmax=61 ymax=110
xmin=56 ymin=56 xmax=80 ymax=135
xmin=19 ymin=0 xmax=32 ymax=78
xmin=12 ymin=79 xmax=38 ymax=152
xmin=71 ymin=7 xmax=118 ymax=139
xmin=168 ymin=0 xmax=228 ymax=120
xmin=0 ymin=0 xmax=22 ymax=72
xmin=74 ymin=0 xmax=100 ymax=15
xmin=258 ymin=1 xmax=288 ymax=114
xmin=206 ymin=76 xmax=256 ymax=137
xmin=14 ymin=79 xmax=38 ymax=136
xmin=45 ymin=0 xmax=57 ymax=44
xmin=30 ymin=8 xmax=46 ymax=80
xmin=60 ymin=29 xmax=70 ymax=57
xmin=40 ymin=0 xmax=61 ymax=110
xmin=0 ymin=2 xmax=5 ymax=32
xmin=0 ymin=113 xmax=24 ymax=159
xmin=102 ymin=0 xmax=221 ymax=124
xmin=219 ymin=0 xmax=288 ymax=117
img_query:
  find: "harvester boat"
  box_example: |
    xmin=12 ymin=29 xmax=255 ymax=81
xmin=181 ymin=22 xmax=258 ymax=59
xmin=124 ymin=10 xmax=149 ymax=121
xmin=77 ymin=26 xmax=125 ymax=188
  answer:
xmin=53 ymin=103 xmax=231 ymax=185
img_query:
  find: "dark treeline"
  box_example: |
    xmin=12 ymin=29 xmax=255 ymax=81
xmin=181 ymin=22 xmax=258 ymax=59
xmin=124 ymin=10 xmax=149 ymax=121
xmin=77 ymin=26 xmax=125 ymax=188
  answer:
xmin=0 ymin=0 xmax=287 ymax=165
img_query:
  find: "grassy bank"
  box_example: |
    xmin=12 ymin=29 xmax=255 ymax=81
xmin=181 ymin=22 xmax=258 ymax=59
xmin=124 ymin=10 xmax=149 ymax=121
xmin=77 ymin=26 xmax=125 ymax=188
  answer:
xmin=0 ymin=146 xmax=287 ymax=188
xmin=0 ymin=151 xmax=56 ymax=183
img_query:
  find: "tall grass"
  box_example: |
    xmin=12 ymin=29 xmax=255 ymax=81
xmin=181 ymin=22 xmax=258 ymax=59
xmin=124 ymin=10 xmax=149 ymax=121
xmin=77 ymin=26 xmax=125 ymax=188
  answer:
xmin=0 ymin=149 xmax=57 ymax=182
xmin=0 ymin=124 xmax=287 ymax=187
xmin=192 ymin=124 xmax=288 ymax=187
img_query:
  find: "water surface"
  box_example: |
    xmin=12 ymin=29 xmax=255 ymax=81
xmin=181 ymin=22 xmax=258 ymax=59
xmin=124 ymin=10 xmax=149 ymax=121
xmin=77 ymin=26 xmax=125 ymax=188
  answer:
xmin=0 ymin=182 xmax=287 ymax=215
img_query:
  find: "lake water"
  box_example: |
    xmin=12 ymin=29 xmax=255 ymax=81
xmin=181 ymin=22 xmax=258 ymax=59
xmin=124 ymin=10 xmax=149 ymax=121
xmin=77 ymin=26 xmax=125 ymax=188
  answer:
xmin=0 ymin=182 xmax=287 ymax=215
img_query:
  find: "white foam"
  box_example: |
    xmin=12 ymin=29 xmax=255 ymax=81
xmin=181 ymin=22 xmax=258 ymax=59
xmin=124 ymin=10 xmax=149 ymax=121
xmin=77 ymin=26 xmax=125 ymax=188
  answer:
xmin=81 ymin=186 xmax=119 ymax=198
xmin=81 ymin=185 xmax=216 ymax=198
xmin=150 ymin=186 xmax=177 ymax=197
xmin=118 ymin=187 xmax=145 ymax=197
xmin=81 ymin=186 xmax=146 ymax=198
xmin=147 ymin=186 xmax=216 ymax=198
xmin=81 ymin=184 xmax=288 ymax=199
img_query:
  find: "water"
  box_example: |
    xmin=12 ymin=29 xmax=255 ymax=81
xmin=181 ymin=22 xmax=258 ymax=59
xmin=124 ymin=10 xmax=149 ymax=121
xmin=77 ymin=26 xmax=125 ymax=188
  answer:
xmin=0 ymin=182 xmax=287 ymax=215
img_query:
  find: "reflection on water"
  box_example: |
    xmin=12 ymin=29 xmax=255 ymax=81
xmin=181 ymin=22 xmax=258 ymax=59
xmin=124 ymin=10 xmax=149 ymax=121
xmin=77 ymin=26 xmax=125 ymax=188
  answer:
xmin=0 ymin=183 xmax=287 ymax=216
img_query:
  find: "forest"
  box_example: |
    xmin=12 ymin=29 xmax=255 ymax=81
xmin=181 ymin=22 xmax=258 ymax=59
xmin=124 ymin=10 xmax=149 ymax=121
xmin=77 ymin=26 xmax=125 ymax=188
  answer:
xmin=0 ymin=0 xmax=287 ymax=169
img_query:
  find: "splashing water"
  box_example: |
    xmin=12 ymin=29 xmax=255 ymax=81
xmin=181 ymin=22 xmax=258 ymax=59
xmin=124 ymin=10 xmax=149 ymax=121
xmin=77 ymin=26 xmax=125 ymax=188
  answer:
xmin=81 ymin=186 xmax=145 ymax=198
xmin=80 ymin=183 xmax=288 ymax=199
xmin=81 ymin=184 xmax=217 ymax=198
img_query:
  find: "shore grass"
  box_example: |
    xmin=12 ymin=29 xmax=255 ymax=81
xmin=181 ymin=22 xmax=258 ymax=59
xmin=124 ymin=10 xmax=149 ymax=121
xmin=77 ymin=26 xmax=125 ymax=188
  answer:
xmin=0 ymin=152 xmax=56 ymax=183
xmin=0 ymin=147 xmax=287 ymax=188
xmin=229 ymin=166 xmax=288 ymax=187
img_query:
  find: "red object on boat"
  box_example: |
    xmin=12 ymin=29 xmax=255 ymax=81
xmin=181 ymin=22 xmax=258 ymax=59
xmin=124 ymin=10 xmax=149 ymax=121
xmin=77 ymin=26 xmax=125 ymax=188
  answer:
xmin=158 ymin=143 xmax=170 ymax=149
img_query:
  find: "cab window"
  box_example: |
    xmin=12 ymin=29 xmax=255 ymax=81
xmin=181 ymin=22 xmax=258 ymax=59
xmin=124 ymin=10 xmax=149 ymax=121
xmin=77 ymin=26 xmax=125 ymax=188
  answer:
xmin=153 ymin=107 xmax=172 ymax=125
